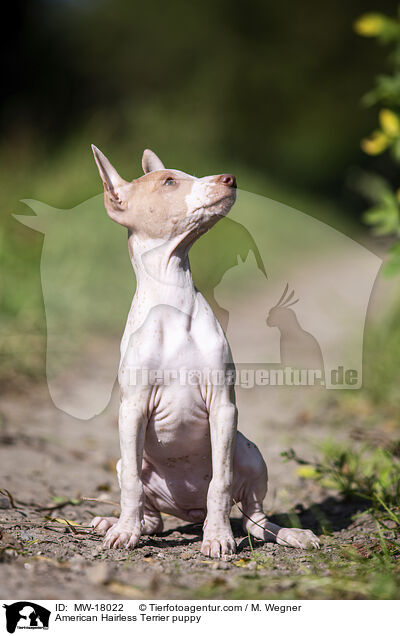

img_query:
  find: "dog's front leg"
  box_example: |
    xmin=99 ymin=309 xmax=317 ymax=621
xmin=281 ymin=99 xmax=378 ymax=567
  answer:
xmin=103 ymin=399 xmax=147 ymax=549
xmin=202 ymin=395 xmax=237 ymax=558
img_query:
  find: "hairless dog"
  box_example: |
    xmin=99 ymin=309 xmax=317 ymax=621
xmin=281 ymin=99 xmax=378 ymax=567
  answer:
xmin=90 ymin=147 xmax=320 ymax=557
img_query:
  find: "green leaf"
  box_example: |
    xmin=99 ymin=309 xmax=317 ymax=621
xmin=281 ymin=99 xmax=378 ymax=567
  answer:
xmin=391 ymin=137 xmax=400 ymax=161
xmin=362 ymin=74 xmax=400 ymax=108
xmin=353 ymin=171 xmax=393 ymax=204
xmin=383 ymin=240 xmax=400 ymax=276
xmin=363 ymin=202 xmax=400 ymax=235
xmin=51 ymin=496 xmax=68 ymax=504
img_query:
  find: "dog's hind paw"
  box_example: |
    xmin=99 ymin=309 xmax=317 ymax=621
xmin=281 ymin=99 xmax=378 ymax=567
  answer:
xmin=276 ymin=527 xmax=320 ymax=550
xmin=103 ymin=520 xmax=142 ymax=549
xmin=90 ymin=516 xmax=119 ymax=535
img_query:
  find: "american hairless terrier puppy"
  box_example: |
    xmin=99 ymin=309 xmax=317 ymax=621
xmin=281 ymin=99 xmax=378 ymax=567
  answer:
xmin=90 ymin=147 xmax=320 ymax=557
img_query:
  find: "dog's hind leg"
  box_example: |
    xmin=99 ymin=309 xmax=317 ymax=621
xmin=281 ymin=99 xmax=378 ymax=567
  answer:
xmin=234 ymin=433 xmax=320 ymax=549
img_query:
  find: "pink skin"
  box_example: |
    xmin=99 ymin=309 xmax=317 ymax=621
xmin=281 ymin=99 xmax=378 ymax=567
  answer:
xmin=90 ymin=147 xmax=320 ymax=557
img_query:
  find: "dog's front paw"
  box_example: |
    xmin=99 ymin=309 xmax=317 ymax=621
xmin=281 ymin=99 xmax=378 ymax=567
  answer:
xmin=276 ymin=527 xmax=320 ymax=550
xmin=103 ymin=520 xmax=142 ymax=549
xmin=90 ymin=516 xmax=119 ymax=535
xmin=201 ymin=529 xmax=236 ymax=558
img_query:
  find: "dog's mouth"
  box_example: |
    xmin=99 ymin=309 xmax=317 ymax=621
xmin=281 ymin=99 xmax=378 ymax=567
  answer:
xmin=191 ymin=192 xmax=236 ymax=216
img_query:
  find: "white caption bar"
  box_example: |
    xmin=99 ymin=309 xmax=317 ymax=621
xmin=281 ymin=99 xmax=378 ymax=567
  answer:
xmin=1 ymin=599 xmax=398 ymax=635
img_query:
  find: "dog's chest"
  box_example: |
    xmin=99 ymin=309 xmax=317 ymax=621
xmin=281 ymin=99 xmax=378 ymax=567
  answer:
xmin=146 ymin=382 xmax=210 ymax=453
xmin=120 ymin=294 xmax=229 ymax=377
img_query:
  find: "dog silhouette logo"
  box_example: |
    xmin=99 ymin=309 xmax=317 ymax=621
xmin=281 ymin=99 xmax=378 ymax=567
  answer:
xmin=3 ymin=602 xmax=50 ymax=633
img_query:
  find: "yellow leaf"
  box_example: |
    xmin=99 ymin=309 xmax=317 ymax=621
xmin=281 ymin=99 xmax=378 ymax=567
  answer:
xmin=354 ymin=13 xmax=385 ymax=37
xmin=33 ymin=556 xmax=71 ymax=568
xmin=379 ymin=109 xmax=400 ymax=137
xmin=53 ymin=518 xmax=80 ymax=526
xmin=361 ymin=131 xmax=390 ymax=155
xmin=236 ymin=558 xmax=251 ymax=568
xmin=296 ymin=465 xmax=318 ymax=479
xmin=34 ymin=556 xmax=55 ymax=563
xmin=106 ymin=581 xmax=146 ymax=598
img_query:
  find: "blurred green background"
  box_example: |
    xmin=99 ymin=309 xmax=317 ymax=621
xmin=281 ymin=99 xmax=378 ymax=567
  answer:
xmin=3 ymin=2 xmax=400 ymax=599
xmin=0 ymin=0 xmax=399 ymax=386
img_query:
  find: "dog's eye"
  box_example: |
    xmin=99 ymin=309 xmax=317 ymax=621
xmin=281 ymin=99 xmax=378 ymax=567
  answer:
xmin=163 ymin=177 xmax=176 ymax=186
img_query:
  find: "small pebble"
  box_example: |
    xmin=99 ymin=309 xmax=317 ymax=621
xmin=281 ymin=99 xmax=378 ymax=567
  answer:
xmin=20 ymin=531 xmax=33 ymax=541
xmin=0 ymin=497 xmax=11 ymax=510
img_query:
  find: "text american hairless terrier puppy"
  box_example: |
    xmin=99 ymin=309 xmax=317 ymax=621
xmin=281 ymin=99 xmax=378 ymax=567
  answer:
xmin=90 ymin=147 xmax=320 ymax=558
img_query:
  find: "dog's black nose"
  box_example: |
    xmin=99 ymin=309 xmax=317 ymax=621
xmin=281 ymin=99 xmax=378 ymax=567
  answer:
xmin=221 ymin=174 xmax=237 ymax=188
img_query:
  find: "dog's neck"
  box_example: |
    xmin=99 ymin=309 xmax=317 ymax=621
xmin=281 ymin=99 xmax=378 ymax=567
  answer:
xmin=128 ymin=232 xmax=197 ymax=319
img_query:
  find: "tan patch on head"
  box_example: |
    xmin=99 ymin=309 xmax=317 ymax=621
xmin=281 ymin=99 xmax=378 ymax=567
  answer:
xmin=129 ymin=170 xmax=195 ymax=239
xmin=93 ymin=146 xmax=236 ymax=241
xmin=123 ymin=171 xmax=236 ymax=241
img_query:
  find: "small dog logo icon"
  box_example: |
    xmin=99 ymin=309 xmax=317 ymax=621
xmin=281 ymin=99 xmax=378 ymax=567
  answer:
xmin=3 ymin=602 xmax=50 ymax=633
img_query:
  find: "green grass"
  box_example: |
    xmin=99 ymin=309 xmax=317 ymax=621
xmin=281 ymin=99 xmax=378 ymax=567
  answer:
xmin=282 ymin=441 xmax=400 ymax=506
xmin=268 ymin=437 xmax=400 ymax=599
xmin=361 ymin=302 xmax=400 ymax=411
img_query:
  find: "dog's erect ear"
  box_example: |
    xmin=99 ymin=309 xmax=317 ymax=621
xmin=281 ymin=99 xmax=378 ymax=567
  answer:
xmin=91 ymin=145 xmax=130 ymax=211
xmin=142 ymin=149 xmax=165 ymax=174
